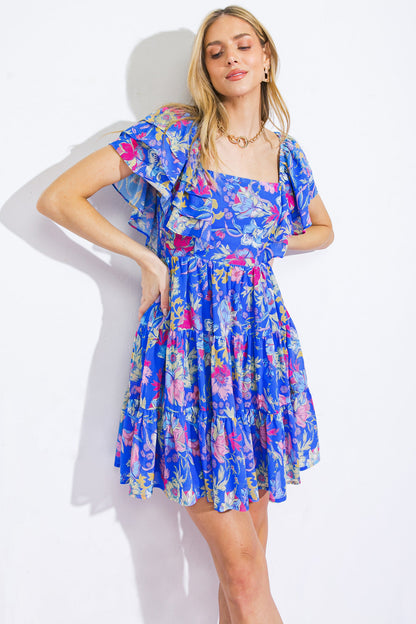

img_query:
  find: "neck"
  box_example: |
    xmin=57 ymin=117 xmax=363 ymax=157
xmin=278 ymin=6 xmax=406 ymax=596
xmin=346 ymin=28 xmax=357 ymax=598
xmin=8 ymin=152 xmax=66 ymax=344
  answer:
xmin=221 ymin=91 xmax=263 ymax=137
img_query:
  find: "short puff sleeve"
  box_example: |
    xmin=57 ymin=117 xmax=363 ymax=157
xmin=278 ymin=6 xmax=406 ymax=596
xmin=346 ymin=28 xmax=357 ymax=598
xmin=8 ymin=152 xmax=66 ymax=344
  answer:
xmin=280 ymin=136 xmax=318 ymax=236
xmin=265 ymin=135 xmax=319 ymax=259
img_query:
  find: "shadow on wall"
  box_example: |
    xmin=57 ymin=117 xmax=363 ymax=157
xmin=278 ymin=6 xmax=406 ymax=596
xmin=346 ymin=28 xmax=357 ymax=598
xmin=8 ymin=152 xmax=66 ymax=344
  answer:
xmin=0 ymin=29 xmax=219 ymax=624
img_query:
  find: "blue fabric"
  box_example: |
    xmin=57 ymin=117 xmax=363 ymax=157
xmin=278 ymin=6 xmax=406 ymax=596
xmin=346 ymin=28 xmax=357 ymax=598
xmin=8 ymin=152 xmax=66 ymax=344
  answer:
xmin=109 ymin=105 xmax=321 ymax=512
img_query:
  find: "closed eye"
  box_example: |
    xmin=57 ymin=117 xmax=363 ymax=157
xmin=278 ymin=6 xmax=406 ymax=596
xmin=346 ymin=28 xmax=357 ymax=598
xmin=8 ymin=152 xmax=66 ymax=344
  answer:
xmin=210 ymin=46 xmax=251 ymax=59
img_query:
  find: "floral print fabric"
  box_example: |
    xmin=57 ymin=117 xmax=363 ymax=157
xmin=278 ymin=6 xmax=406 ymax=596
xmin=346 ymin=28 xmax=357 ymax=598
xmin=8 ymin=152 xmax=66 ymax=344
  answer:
xmin=109 ymin=105 xmax=320 ymax=512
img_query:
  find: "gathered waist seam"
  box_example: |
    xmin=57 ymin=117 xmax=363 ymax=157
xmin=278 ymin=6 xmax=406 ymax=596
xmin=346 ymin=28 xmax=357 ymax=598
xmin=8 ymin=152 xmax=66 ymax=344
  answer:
xmin=164 ymin=253 xmax=272 ymax=270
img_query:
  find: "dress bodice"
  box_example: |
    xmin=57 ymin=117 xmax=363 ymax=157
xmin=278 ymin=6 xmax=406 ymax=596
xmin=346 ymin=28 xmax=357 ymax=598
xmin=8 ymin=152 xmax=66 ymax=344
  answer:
xmin=109 ymin=105 xmax=318 ymax=265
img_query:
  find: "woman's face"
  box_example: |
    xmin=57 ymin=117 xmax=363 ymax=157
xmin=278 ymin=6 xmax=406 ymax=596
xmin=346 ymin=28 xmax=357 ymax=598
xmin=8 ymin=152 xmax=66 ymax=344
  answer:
xmin=203 ymin=14 xmax=270 ymax=100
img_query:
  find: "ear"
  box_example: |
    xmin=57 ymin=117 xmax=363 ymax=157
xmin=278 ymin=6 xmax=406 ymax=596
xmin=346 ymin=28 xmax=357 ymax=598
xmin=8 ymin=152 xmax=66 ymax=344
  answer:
xmin=262 ymin=41 xmax=271 ymax=67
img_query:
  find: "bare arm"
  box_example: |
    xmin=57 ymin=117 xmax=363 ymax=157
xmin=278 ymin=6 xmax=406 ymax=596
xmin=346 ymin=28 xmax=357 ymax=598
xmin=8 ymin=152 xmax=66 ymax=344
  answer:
xmin=37 ymin=145 xmax=171 ymax=320
xmin=286 ymin=193 xmax=334 ymax=252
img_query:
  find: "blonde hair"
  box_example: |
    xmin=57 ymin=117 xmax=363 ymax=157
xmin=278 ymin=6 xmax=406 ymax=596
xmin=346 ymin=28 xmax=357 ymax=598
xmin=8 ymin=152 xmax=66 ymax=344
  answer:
xmin=163 ymin=5 xmax=290 ymax=180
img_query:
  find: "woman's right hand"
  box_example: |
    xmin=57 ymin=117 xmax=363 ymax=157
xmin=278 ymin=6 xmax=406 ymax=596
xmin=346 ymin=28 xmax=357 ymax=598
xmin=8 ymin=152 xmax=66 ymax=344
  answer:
xmin=35 ymin=144 xmax=173 ymax=322
xmin=138 ymin=256 xmax=171 ymax=322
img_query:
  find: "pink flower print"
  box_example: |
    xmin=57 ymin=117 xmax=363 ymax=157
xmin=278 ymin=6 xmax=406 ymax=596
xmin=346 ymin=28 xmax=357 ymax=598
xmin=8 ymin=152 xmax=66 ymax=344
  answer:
xmin=130 ymin=443 xmax=140 ymax=473
xmin=141 ymin=361 xmax=152 ymax=385
xmin=187 ymin=385 xmax=200 ymax=402
xmin=118 ymin=138 xmax=138 ymax=162
xmin=173 ymin=233 xmax=193 ymax=252
xmin=194 ymin=176 xmax=211 ymax=197
xmin=228 ymin=254 xmax=246 ymax=266
xmin=216 ymin=230 xmax=226 ymax=239
xmin=180 ymin=307 xmax=196 ymax=330
xmin=259 ymin=423 xmax=268 ymax=449
xmin=212 ymin=364 xmax=233 ymax=400
xmin=279 ymin=392 xmax=289 ymax=407
xmin=122 ymin=428 xmax=134 ymax=447
xmin=158 ymin=327 xmax=169 ymax=346
xmin=136 ymin=129 xmax=148 ymax=140
xmin=167 ymin=377 xmax=185 ymax=406
xmin=213 ymin=430 xmax=227 ymax=463
xmin=284 ymin=434 xmax=292 ymax=455
xmin=161 ymin=106 xmax=190 ymax=129
xmin=252 ymin=266 xmax=261 ymax=287
xmin=241 ymin=381 xmax=252 ymax=400
xmin=256 ymin=395 xmax=268 ymax=410
xmin=232 ymin=334 xmax=247 ymax=356
xmin=230 ymin=266 xmax=244 ymax=283
xmin=266 ymin=426 xmax=280 ymax=446
xmin=295 ymin=403 xmax=310 ymax=428
xmin=266 ymin=202 xmax=281 ymax=223
xmin=228 ymin=430 xmax=242 ymax=452
xmin=286 ymin=191 xmax=295 ymax=209
xmin=172 ymin=421 xmax=187 ymax=453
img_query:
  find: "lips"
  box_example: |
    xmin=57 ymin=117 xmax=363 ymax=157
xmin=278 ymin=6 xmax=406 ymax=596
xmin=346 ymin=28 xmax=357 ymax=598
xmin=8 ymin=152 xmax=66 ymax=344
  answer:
xmin=226 ymin=70 xmax=247 ymax=79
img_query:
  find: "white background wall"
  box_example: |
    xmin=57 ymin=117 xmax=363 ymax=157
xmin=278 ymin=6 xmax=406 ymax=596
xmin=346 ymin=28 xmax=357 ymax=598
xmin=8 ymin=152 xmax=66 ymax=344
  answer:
xmin=1 ymin=1 xmax=415 ymax=622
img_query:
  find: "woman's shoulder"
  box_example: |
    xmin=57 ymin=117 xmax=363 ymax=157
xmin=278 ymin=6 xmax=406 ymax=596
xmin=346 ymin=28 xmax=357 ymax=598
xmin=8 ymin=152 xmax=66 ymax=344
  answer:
xmin=270 ymin=130 xmax=305 ymax=162
xmin=278 ymin=132 xmax=303 ymax=153
xmin=278 ymin=132 xmax=314 ymax=175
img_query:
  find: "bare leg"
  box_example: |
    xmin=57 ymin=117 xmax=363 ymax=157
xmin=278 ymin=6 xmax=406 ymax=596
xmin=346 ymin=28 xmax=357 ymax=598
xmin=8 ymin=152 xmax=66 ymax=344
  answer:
xmin=218 ymin=581 xmax=232 ymax=624
xmin=218 ymin=490 xmax=271 ymax=623
xmin=185 ymin=492 xmax=284 ymax=624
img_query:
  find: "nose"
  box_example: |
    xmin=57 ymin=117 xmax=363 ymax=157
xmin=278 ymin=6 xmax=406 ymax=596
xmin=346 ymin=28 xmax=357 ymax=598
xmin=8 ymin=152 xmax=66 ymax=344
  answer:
xmin=227 ymin=56 xmax=238 ymax=65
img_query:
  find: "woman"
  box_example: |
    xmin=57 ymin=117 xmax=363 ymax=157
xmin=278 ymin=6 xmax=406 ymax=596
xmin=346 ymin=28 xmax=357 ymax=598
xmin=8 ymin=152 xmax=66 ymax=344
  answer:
xmin=38 ymin=5 xmax=334 ymax=623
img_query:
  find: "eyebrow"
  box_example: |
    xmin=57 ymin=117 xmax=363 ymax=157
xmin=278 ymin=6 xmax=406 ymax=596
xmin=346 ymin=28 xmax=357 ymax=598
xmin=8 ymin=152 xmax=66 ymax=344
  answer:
xmin=205 ymin=32 xmax=253 ymax=49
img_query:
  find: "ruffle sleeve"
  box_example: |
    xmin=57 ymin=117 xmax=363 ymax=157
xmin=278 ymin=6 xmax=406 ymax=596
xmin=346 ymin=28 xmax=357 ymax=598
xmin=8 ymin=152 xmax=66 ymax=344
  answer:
xmin=109 ymin=105 xmax=199 ymax=253
xmin=267 ymin=135 xmax=318 ymax=259
xmin=281 ymin=136 xmax=318 ymax=235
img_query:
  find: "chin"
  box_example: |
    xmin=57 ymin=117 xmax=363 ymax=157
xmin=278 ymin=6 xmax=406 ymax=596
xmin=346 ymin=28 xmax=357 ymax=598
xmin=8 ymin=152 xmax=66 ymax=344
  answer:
xmin=222 ymin=85 xmax=257 ymax=99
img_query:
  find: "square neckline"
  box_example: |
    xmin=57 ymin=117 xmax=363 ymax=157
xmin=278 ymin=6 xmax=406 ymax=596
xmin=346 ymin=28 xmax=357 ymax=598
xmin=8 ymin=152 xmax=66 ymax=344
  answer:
xmin=202 ymin=130 xmax=284 ymax=188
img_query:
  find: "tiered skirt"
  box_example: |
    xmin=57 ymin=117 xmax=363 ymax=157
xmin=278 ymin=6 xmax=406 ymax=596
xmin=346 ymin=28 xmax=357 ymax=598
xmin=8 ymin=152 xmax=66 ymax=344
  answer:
xmin=114 ymin=254 xmax=320 ymax=512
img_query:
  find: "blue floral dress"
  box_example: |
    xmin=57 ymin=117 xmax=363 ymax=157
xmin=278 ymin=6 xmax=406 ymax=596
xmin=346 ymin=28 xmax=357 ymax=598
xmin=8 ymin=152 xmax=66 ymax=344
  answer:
xmin=109 ymin=105 xmax=321 ymax=513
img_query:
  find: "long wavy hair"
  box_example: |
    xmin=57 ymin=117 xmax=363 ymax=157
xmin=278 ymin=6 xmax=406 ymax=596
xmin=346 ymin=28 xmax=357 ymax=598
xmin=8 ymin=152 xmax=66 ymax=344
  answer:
xmin=163 ymin=5 xmax=290 ymax=179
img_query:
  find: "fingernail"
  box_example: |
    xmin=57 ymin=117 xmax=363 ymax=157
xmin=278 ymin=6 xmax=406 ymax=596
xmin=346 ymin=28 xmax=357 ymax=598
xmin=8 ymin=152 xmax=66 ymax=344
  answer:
xmin=163 ymin=308 xmax=168 ymax=316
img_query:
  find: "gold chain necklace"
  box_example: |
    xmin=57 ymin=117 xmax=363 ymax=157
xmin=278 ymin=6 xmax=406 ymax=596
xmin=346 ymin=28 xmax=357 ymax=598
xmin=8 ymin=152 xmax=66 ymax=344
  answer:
xmin=217 ymin=120 xmax=265 ymax=149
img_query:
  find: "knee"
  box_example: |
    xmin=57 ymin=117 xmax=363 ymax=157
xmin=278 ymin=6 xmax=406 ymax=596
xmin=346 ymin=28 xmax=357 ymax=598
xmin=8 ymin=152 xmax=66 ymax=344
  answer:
xmin=222 ymin=542 xmax=267 ymax=605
